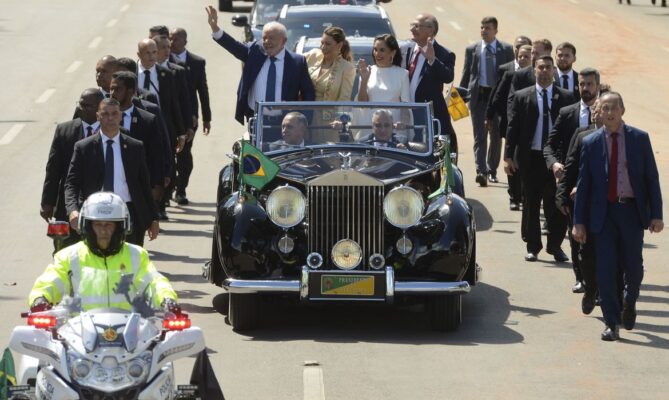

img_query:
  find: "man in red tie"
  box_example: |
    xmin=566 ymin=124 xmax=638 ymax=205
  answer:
xmin=573 ymin=92 xmax=664 ymax=341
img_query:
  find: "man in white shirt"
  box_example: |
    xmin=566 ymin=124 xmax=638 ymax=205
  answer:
xmin=555 ymin=42 xmax=580 ymax=100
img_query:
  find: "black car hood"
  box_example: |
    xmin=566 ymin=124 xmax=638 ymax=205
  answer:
xmin=274 ymin=151 xmax=431 ymax=183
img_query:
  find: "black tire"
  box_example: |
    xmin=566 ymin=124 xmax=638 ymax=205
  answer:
xmin=228 ymin=293 xmax=261 ymax=331
xmin=463 ymin=234 xmax=477 ymax=285
xmin=427 ymin=295 xmax=462 ymax=332
xmin=208 ymin=229 xmax=228 ymax=286
xmin=219 ymin=0 xmax=233 ymax=11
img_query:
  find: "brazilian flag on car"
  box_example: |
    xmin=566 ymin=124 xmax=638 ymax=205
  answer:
xmin=0 ymin=347 xmax=16 ymax=399
xmin=428 ymin=140 xmax=455 ymax=199
xmin=239 ymin=140 xmax=280 ymax=190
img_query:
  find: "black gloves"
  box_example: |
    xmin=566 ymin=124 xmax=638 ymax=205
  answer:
xmin=161 ymin=298 xmax=182 ymax=316
xmin=30 ymin=297 xmax=53 ymax=313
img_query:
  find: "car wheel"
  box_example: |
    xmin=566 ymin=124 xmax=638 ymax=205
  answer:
xmin=219 ymin=0 xmax=233 ymax=11
xmin=209 ymin=228 xmax=228 ymax=286
xmin=228 ymin=293 xmax=261 ymax=331
xmin=463 ymin=234 xmax=477 ymax=285
xmin=427 ymin=295 xmax=461 ymax=332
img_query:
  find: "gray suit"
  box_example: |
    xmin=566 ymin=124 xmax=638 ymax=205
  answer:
xmin=460 ymin=40 xmax=514 ymax=176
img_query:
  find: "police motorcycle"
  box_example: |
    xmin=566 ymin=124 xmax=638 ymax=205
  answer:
xmin=8 ymin=288 xmax=205 ymax=400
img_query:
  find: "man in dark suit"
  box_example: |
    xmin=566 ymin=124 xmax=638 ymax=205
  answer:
xmin=487 ymin=38 xmax=532 ymax=210
xmin=41 ymin=89 xmax=105 ymax=250
xmin=573 ymin=92 xmax=664 ymax=341
xmin=206 ymin=6 xmax=315 ymax=125
xmin=504 ymin=55 xmax=576 ymax=262
xmin=65 ymin=98 xmax=159 ymax=247
xmin=268 ymin=112 xmax=311 ymax=151
xmin=507 ymin=39 xmax=553 ymax=110
xmin=358 ymin=109 xmax=408 ymax=150
xmin=554 ymin=42 xmax=580 ymax=101
xmin=95 ymin=55 xmax=118 ymax=98
xmin=460 ymin=16 xmax=514 ymax=186
xmin=117 ymin=57 xmax=159 ymax=105
xmin=402 ymin=14 xmax=456 ymax=149
xmin=544 ymin=68 xmax=599 ymax=291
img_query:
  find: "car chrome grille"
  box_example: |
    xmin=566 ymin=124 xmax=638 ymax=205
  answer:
xmin=307 ymin=170 xmax=384 ymax=270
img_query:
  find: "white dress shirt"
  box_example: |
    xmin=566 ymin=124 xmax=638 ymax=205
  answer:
xmin=174 ymin=50 xmax=188 ymax=64
xmin=532 ymin=83 xmax=554 ymax=151
xmin=138 ymin=64 xmax=159 ymax=95
xmin=408 ymin=41 xmax=433 ymax=101
xmin=479 ymin=39 xmax=497 ymax=87
xmin=121 ymin=105 xmax=135 ymax=132
xmin=249 ymin=48 xmax=285 ymax=110
xmin=558 ymin=69 xmax=574 ymax=92
xmin=82 ymin=121 xmax=99 ymax=138
xmin=579 ymin=101 xmax=592 ymax=128
xmin=99 ymin=130 xmax=131 ymax=203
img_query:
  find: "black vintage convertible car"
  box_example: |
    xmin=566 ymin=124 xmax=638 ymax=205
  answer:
xmin=203 ymin=102 xmax=479 ymax=331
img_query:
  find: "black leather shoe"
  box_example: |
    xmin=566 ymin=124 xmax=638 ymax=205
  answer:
xmin=572 ymin=281 xmax=585 ymax=293
xmin=158 ymin=210 xmax=169 ymax=221
xmin=175 ymin=193 xmax=189 ymax=205
xmin=582 ymin=293 xmax=596 ymax=315
xmin=601 ymin=325 xmax=620 ymax=341
xmin=547 ymin=247 xmax=569 ymax=262
xmin=475 ymin=173 xmax=488 ymax=187
xmin=525 ymin=252 xmax=537 ymax=262
xmin=509 ymin=201 xmax=520 ymax=211
xmin=488 ymin=173 xmax=499 ymax=183
xmin=622 ymin=305 xmax=637 ymax=330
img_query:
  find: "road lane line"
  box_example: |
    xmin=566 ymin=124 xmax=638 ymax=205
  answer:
xmin=594 ymin=11 xmax=608 ymax=19
xmin=435 ymin=6 xmax=445 ymax=12
xmin=88 ymin=36 xmax=102 ymax=49
xmin=106 ymin=19 xmax=118 ymax=28
xmin=120 ymin=4 xmax=130 ymax=12
xmin=449 ymin=21 xmax=462 ymax=31
xmin=303 ymin=365 xmax=325 ymax=400
xmin=623 ymin=26 xmax=635 ymax=33
xmin=0 ymin=124 xmax=26 ymax=145
xmin=65 ymin=61 xmax=82 ymax=73
xmin=568 ymin=0 xmax=579 ymax=4
xmin=35 ymin=89 xmax=56 ymax=104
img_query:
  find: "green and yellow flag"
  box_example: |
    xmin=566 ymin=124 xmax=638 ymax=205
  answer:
xmin=0 ymin=348 xmax=16 ymax=399
xmin=428 ymin=141 xmax=455 ymax=200
xmin=239 ymin=141 xmax=280 ymax=190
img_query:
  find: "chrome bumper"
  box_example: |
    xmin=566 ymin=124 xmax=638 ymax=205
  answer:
xmin=222 ymin=266 xmax=471 ymax=302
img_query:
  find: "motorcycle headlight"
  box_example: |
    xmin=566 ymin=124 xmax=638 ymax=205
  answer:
xmin=383 ymin=186 xmax=424 ymax=229
xmin=266 ymin=186 xmax=306 ymax=228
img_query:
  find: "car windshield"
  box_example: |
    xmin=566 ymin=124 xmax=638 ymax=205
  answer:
xmin=281 ymin=16 xmax=393 ymax=49
xmin=255 ymin=0 xmax=361 ymax=26
xmin=255 ymin=102 xmax=433 ymax=155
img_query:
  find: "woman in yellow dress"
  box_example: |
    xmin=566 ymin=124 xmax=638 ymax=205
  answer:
xmin=304 ymin=26 xmax=356 ymax=142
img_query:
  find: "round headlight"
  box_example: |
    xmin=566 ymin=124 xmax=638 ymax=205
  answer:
xmin=127 ymin=360 xmax=147 ymax=379
xmin=331 ymin=239 xmax=362 ymax=270
xmin=383 ymin=186 xmax=424 ymax=229
xmin=266 ymin=186 xmax=306 ymax=228
xmin=73 ymin=359 xmax=91 ymax=379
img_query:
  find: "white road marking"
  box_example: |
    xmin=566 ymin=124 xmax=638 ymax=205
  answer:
xmin=594 ymin=11 xmax=608 ymax=19
xmin=303 ymin=366 xmax=325 ymax=400
xmin=0 ymin=124 xmax=26 ymax=145
xmin=568 ymin=0 xmax=579 ymax=4
xmin=35 ymin=88 xmax=56 ymax=104
xmin=449 ymin=21 xmax=462 ymax=31
xmin=65 ymin=60 xmax=82 ymax=73
xmin=88 ymin=36 xmax=102 ymax=49
xmin=663 ymin=46 xmax=669 ymax=53
xmin=106 ymin=19 xmax=118 ymax=28
xmin=623 ymin=26 xmax=635 ymax=33
xmin=120 ymin=4 xmax=130 ymax=12
xmin=435 ymin=6 xmax=445 ymax=13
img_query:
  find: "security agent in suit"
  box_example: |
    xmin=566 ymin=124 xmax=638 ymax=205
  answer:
xmin=41 ymin=89 xmax=105 ymax=250
xmin=544 ymin=68 xmax=599 ymax=291
xmin=506 ymin=39 xmax=553 ymax=114
xmin=573 ymin=92 xmax=664 ymax=341
xmin=117 ymin=57 xmax=160 ymax=105
xmin=459 ymin=16 xmax=514 ymax=186
xmin=65 ymin=98 xmax=160 ymax=247
xmin=206 ymin=6 xmax=315 ymax=125
xmin=554 ymin=42 xmax=580 ymax=101
xmin=504 ymin=55 xmax=576 ymax=262
xmin=358 ymin=109 xmax=408 ymax=150
xmin=268 ymin=112 xmax=310 ymax=151
xmin=402 ymin=14 xmax=456 ymax=148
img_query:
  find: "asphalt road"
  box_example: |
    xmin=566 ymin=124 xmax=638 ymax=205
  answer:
xmin=1 ymin=0 xmax=668 ymax=399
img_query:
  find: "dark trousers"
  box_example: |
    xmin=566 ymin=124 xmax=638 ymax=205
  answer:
xmin=470 ymin=89 xmax=501 ymax=175
xmin=507 ymin=169 xmax=522 ymax=203
xmin=521 ymin=151 xmax=568 ymax=253
xmin=176 ymin=136 xmax=194 ymax=195
xmin=594 ymin=201 xmax=644 ymax=327
xmin=126 ymin=202 xmax=145 ymax=247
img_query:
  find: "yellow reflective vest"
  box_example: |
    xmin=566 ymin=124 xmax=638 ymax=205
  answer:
xmin=29 ymin=242 xmax=177 ymax=311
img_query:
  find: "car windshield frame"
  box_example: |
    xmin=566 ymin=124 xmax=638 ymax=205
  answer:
xmin=279 ymin=14 xmax=393 ymax=49
xmin=253 ymin=101 xmax=435 ymax=156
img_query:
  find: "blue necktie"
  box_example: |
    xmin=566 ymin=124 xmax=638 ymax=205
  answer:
xmin=104 ymin=140 xmax=114 ymax=191
xmin=266 ymin=56 xmax=277 ymax=101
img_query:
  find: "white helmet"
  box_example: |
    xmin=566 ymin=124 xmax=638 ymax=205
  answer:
xmin=78 ymin=192 xmax=131 ymax=234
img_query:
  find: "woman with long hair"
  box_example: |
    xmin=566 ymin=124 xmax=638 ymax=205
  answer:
xmin=356 ymin=33 xmax=410 ymax=103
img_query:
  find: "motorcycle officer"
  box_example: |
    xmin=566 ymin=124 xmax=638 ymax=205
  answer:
xmin=29 ymin=192 xmax=180 ymax=314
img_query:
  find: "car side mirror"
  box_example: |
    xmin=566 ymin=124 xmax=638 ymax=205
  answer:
xmin=432 ymin=118 xmax=441 ymax=136
xmin=231 ymin=14 xmax=249 ymax=27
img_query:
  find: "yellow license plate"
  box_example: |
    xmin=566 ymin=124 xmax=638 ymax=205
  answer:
xmin=321 ymin=275 xmax=375 ymax=296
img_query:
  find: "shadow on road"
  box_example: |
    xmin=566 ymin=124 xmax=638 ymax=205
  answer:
xmin=150 ymin=250 xmax=210 ymax=265
xmin=467 ymin=198 xmax=493 ymax=232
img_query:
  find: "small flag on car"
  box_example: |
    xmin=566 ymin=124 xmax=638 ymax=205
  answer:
xmin=429 ymin=140 xmax=455 ymax=199
xmin=0 ymin=347 xmax=17 ymax=399
xmin=239 ymin=140 xmax=280 ymax=190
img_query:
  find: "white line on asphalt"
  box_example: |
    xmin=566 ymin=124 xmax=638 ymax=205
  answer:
xmin=0 ymin=124 xmax=25 ymax=146
xmin=449 ymin=21 xmax=462 ymax=31
xmin=303 ymin=366 xmax=325 ymax=400
xmin=35 ymin=89 xmax=56 ymax=104
xmin=65 ymin=61 xmax=82 ymax=73
xmin=88 ymin=36 xmax=102 ymax=49
xmin=568 ymin=0 xmax=579 ymax=4
xmin=106 ymin=19 xmax=118 ymax=28
xmin=435 ymin=6 xmax=445 ymax=13
xmin=594 ymin=11 xmax=608 ymax=19
xmin=120 ymin=4 xmax=130 ymax=12
xmin=623 ymin=26 xmax=635 ymax=33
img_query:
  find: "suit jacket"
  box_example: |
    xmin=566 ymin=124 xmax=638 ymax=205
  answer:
xmin=555 ymin=124 xmax=596 ymax=209
xmin=133 ymin=97 xmax=173 ymax=178
xmin=504 ymin=85 xmax=576 ymax=176
xmin=543 ymin=101 xmax=585 ymax=169
xmin=153 ymin=64 xmax=185 ymax=145
xmin=486 ymin=60 xmax=515 ymax=137
xmin=574 ymin=125 xmax=663 ymax=232
xmin=554 ymin=69 xmax=580 ymax=101
xmin=42 ymin=118 xmax=86 ymax=220
xmin=125 ymin=106 xmax=164 ymax=186
xmin=459 ymin=40 xmax=514 ymax=104
xmin=64 ymin=132 xmax=158 ymax=232
xmin=172 ymin=51 xmax=212 ymax=123
xmin=165 ymin=61 xmax=193 ymax=132
xmin=305 ymin=49 xmax=356 ymax=101
xmin=214 ymin=31 xmax=315 ymax=124
xmin=136 ymin=88 xmax=159 ymax=105
xmin=358 ymin=133 xmax=406 ymax=148
xmin=403 ymin=40 xmax=456 ymax=137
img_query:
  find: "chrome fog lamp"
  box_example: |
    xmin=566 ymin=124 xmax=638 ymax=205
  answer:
xmin=383 ymin=186 xmax=424 ymax=229
xmin=396 ymin=235 xmax=413 ymax=255
xmin=73 ymin=359 xmax=91 ymax=379
xmin=307 ymin=252 xmax=323 ymax=269
xmin=369 ymin=253 xmax=385 ymax=270
xmin=277 ymin=234 xmax=294 ymax=254
xmin=127 ymin=358 xmax=148 ymax=380
xmin=266 ymin=186 xmax=306 ymax=228
xmin=331 ymin=239 xmax=362 ymax=270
